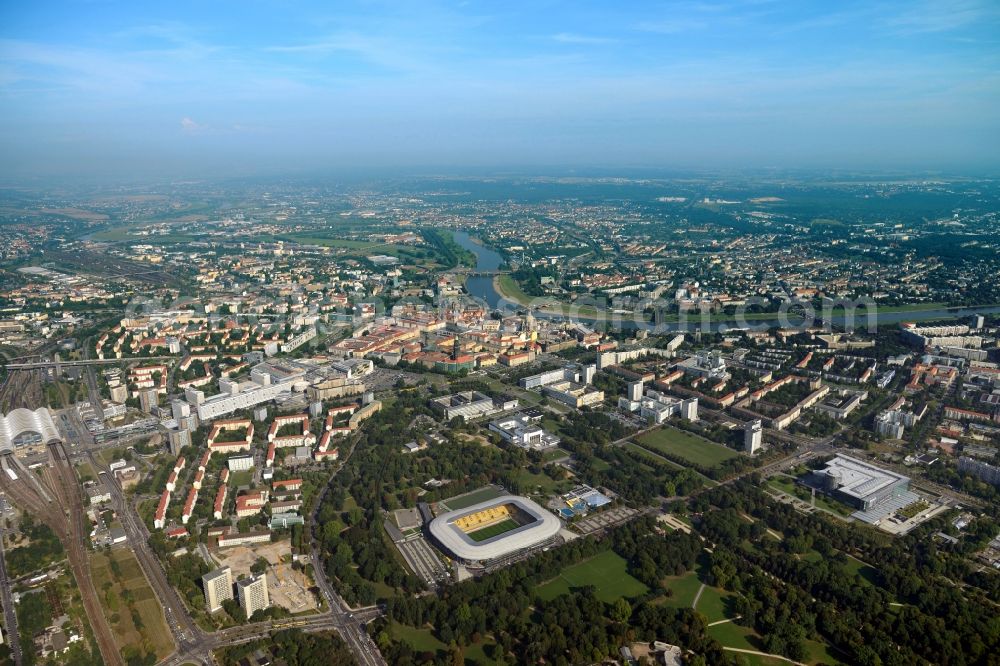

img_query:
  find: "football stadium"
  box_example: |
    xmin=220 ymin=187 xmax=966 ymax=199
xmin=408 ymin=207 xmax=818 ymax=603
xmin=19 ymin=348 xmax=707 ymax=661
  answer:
xmin=429 ymin=495 xmax=561 ymax=567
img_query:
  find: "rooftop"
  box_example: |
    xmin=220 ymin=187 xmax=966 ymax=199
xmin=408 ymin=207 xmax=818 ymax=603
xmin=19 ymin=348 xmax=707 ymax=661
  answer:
xmin=428 ymin=495 xmax=561 ymax=562
xmin=819 ymin=454 xmax=909 ymax=500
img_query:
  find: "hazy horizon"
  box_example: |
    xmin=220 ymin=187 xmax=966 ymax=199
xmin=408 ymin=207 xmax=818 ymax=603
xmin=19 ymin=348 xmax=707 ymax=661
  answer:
xmin=3 ymin=0 xmax=1000 ymax=182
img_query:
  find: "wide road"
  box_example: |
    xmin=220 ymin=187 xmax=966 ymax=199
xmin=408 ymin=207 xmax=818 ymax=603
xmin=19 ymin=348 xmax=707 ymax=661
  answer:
xmin=79 ymin=343 xmax=105 ymax=422
xmin=159 ymin=606 xmax=383 ymax=666
xmin=307 ymin=434 xmax=387 ymax=666
xmin=87 ymin=451 xmax=205 ymax=653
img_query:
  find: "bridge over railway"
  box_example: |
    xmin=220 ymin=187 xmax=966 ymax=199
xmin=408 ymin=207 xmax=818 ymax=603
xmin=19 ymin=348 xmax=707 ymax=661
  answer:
xmin=3 ymin=356 xmax=177 ymax=370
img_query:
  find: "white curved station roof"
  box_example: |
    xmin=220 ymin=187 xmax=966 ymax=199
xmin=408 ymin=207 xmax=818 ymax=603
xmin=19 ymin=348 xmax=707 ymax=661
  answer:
xmin=0 ymin=408 xmax=61 ymax=454
xmin=429 ymin=495 xmax=561 ymax=562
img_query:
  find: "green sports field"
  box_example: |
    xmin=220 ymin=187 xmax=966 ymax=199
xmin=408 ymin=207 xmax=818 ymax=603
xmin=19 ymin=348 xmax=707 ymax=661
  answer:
xmin=467 ymin=518 xmax=521 ymax=542
xmin=438 ymin=485 xmax=505 ymax=511
xmin=636 ymin=426 xmax=739 ymax=468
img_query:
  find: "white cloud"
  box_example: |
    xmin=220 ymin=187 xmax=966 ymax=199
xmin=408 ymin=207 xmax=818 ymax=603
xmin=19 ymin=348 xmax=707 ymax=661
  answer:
xmin=263 ymin=33 xmax=437 ymax=75
xmin=886 ymin=0 xmax=999 ymax=34
xmin=180 ymin=117 xmax=205 ymax=132
xmin=635 ymin=19 xmax=709 ymax=34
xmin=551 ymin=33 xmax=617 ymax=45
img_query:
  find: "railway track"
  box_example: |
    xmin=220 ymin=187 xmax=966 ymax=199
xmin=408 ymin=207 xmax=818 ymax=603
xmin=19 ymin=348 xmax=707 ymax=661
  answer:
xmin=0 ymin=370 xmax=36 ymax=412
xmin=45 ymin=442 xmax=123 ymax=666
xmin=0 ymin=460 xmax=63 ymax=536
xmin=42 ymin=450 xmax=74 ymax=531
xmin=0 ymin=373 xmax=11 ymax=412
xmin=0 ymin=447 xmax=123 ymax=665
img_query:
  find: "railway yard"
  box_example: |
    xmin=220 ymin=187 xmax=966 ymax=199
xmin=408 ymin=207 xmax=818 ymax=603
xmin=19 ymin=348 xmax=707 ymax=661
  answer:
xmin=0 ymin=369 xmax=45 ymax=413
xmin=0 ymin=444 xmax=123 ymax=665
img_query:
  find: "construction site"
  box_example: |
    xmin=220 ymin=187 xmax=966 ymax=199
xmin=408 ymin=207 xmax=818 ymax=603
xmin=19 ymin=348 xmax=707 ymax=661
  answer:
xmin=211 ymin=540 xmax=319 ymax=614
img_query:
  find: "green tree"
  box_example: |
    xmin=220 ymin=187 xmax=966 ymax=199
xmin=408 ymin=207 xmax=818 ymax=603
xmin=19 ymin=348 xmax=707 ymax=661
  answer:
xmin=612 ymin=597 xmax=632 ymax=624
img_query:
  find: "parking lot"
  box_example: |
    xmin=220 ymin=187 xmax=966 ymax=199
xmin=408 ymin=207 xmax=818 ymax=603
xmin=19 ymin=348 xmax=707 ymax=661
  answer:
xmin=396 ymin=536 xmax=450 ymax=587
xmin=365 ymin=367 xmax=448 ymax=392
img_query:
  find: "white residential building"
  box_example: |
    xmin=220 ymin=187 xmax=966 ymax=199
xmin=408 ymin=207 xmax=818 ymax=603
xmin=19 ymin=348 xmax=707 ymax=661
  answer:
xmin=203 ymin=567 xmax=233 ymax=613
xmin=236 ymin=574 xmax=270 ymax=619
xmin=744 ymin=419 xmax=762 ymax=454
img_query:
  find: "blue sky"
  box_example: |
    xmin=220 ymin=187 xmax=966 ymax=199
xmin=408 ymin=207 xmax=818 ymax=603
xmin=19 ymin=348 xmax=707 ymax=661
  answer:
xmin=1 ymin=0 xmax=999 ymax=180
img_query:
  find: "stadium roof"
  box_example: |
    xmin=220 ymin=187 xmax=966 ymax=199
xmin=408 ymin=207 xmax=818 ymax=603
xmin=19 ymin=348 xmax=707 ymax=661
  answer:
xmin=0 ymin=408 xmax=61 ymax=453
xmin=429 ymin=495 xmax=561 ymax=562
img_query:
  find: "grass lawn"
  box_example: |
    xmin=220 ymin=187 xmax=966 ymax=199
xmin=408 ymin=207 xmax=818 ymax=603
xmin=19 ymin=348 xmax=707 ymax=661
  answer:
xmin=804 ymin=638 xmax=847 ymax=665
xmin=735 ymin=655 xmax=794 ymax=666
xmin=495 ymin=276 xmax=609 ymax=319
xmin=496 ymin=274 xmax=536 ymax=306
xmin=766 ymin=475 xmax=853 ymax=517
xmin=636 ymin=426 xmax=738 ymax=469
xmin=624 ymin=442 xmax=719 ymax=488
xmin=390 ymin=623 xmax=498 ymax=665
xmin=625 ymin=442 xmax=683 ymax=468
xmin=75 ymin=461 xmax=98 ymax=483
xmin=371 ymin=579 xmax=398 ymax=601
xmin=482 ymin=379 xmax=541 ymax=405
xmin=536 ymin=551 xmax=649 ymax=603
xmin=273 ymin=234 xmax=446 ymax=265
xmin=541 ymin=447 xmax=570 ymax=462
xmin=841 ymin=555 xmax=880 ymax=587
xmin=768 ymin=476 xmax=798 ymax=495
xmin=540 ymin=417 xmax=565 ymax=434
xmin=463 ymin=639 xmax=499 ymax=665
xmin=390 ymin=622 xmax=445 ymax=652
xmin=228 ymin=469 xmax=253 ymax=488
xmin=278 ymin=235 xmax=377 ymax=248
xmin=708 ymin=620 xmax=760 ymax=651
xmin=90 ymin=226 xmax=134 ymax=241
xmin=439 ymin=486 xmax=504 ymax=511
xmin=660 ymin=571 xmax=703 ymax=609
xmin=95 ymin=448 xmax=130 ymax=466
xmin=654 ymin=309 xmax=852 ymax=324
xmin=694 ymin=584 xmax=735 ymax=623
xmin=468 ymin=519 xmax=520 ymax=542
xmin=272 ymin=234 xmax=411 ymax=255
xmin=698 ymin=572 xmax=844 ymax=665
xmin=831 ymin=301 xmax=945 ymax=313
xmin=91 ymin=549 xmax=174 ymax=661
xmin=590 ymin=458 xmax=611 ymax=471
xmin=709 ymin=616 xmax=845 ymax=666
xmin=513 ymin=468 xmax=565 ymax=494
